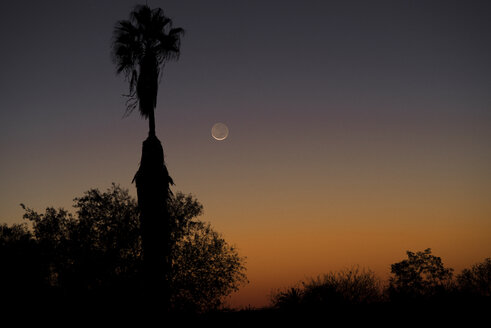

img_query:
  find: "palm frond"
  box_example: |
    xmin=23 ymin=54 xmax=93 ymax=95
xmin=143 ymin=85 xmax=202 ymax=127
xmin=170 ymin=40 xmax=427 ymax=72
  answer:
xmin=112 ymin=20 xmax=142 ymax=75
xmin=111 ymin=4 xmax=184 ymax=118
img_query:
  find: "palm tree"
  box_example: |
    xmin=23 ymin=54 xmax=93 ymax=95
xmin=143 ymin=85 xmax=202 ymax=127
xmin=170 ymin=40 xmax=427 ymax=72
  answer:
xmin=111 ymin=4 xmax=184 ymax=308
xmin=112 ymin=4 xmax=184 ymax=137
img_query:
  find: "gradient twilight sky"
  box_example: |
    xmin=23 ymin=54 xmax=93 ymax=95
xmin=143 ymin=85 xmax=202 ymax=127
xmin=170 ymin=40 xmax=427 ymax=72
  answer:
xmin=1 ymin=0 xmax=490 ymax=308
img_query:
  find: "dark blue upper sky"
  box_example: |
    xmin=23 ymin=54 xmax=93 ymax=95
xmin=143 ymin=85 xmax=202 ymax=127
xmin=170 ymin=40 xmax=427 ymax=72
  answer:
xmin=1 ymin=0 xmax=490 ymax=215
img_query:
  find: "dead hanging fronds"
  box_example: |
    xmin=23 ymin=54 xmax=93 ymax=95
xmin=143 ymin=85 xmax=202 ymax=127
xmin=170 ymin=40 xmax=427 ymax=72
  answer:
xmin=122 ymin=92 xmax=138 ymax=118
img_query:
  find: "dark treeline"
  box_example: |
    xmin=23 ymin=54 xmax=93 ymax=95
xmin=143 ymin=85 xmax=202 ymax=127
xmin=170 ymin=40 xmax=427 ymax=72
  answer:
xmin=271 ymin=251 xmax=490 ymax=308
xmin=260 ymin=250 xmax=490 ymax=325
xmin=0 ymin=185 xmax=489 ymax=323
xmin=0 ymin=184 xmax=246 ymax=319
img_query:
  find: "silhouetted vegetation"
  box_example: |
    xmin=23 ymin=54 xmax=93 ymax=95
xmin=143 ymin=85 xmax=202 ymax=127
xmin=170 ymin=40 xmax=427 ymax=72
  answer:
xmin=2 ymin=200 xmax=489 ymax=323
xmin=269 ymin=249 xmax=490 ymax=322
xmin=271 ymin=266 xmax=383 ymax=312
xmin=388 ymin=248 xmax=454 ymax=302
xmin=0 ymin=224 xmax=46 ymax=298
xmin=456 ymin=257 xmax=491 ymax=298
xmin=112 ymin=4 xmax=184 ymax=128
xmin=0 ymin=184 xmax=246 ymax=314
xmin=112 ymin=4 xmax=185 ymax=308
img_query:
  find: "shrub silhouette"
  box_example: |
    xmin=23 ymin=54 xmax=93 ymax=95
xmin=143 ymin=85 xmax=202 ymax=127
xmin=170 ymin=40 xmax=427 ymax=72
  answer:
xmin=268 ymin=251 xmax=491 ymax=319
xmin=271 ymin=266 xmax=382 ymax=311
xmin=1 ymin=184 xmax=247 ymax=312
xmin=271 ymin=287 xmax=304 ymax=311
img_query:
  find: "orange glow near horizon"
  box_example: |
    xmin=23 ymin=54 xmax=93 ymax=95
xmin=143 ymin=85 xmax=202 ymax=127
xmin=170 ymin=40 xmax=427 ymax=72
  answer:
xmin=223 ymin=219 xmax=491 ymax=308
xmin=2 ymin=122 xmax=489 ymax=309
xmin=196 ymin=159 xmax=491 ymax=308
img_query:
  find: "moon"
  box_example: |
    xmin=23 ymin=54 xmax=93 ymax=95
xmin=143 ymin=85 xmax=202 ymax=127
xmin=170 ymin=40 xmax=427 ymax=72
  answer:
xmin=211 ymin=122 xmax=229 ymax=141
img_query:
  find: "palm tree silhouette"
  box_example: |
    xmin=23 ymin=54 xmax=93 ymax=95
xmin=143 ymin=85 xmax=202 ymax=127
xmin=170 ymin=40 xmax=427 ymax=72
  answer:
xmin=112 ymin=4 xmax=184 ymax=308
xmin=112 ymin=4 xmax=183 ymax=137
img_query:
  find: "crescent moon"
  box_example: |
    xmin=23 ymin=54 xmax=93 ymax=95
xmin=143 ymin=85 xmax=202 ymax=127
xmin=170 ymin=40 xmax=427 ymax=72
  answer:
xmin=211 ymin=123 xmax=229 ymax=141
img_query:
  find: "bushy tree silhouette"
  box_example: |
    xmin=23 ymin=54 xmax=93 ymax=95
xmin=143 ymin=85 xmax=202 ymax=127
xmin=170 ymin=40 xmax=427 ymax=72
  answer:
xmin=111 ymin=4 xmax=184 ymax=306
xmin=167 ymin=193 xmax=248 ymax=312
xmin=388 ymin=248 xmax=453 ymax=301
xmin=1 ymin=184 xmax=246 ymax=312
xmin=457 ymin=258 xmax=491 ymax=298
xmin=0 ymin=224 xmax=47 ymax=301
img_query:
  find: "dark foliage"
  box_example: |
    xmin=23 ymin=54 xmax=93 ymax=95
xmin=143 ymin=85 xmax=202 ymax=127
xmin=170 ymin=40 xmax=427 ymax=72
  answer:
xmin=0 ymin=184 xmax=246 ymax=313
xmin=270 ymin=250 xmax=490 ymax=318
xmin=388 ymin=248 xmax=454 ymax=301
xmin=457 ymin=258 xmax=491 ymax=298
xmin=112 ymin=5 xmax=184 ymax=309
xmin=271 ymin=266 xmax=383 ymax=312
xmin=112 ymin=4 xmax=184 ymax=125
xmin=0 ymin=224 xmax=47 ymax=297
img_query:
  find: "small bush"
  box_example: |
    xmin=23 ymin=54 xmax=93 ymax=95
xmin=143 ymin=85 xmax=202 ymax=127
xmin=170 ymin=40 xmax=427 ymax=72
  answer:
xmin=271 ymin=266 xmax=383 ymax=311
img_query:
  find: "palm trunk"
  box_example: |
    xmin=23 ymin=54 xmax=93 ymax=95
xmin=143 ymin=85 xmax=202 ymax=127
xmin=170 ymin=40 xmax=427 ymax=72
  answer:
xmin=148 ymin=110 xmax=156 ymax=137
xmin=134 ymin=133 xmax=173 ymax=310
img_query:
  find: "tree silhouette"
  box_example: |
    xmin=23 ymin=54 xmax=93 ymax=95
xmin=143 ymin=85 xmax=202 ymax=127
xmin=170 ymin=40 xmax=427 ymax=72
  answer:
xmin=8 ymin=184 xmax=246 ymax=312
xmin=0 ymin=224 xmax=47 ymax=301
xmin=112 ymin=4 xmax=184 ymax=135
xmin=457 ymin=258 xmax=491 ymax=298
xmin=388 ymin=248 xmax=454 ymax=301
xmin=112 ymin=4 xmax=184 ymax=307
